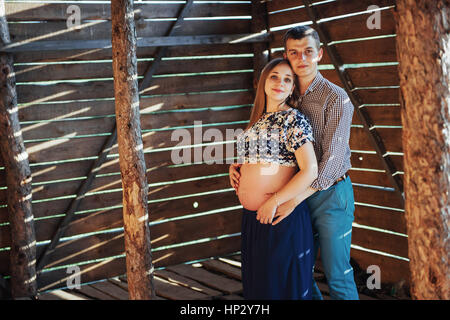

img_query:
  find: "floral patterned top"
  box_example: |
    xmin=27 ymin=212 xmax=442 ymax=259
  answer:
xmin=237 ymin=108 xmax=314 ymax=167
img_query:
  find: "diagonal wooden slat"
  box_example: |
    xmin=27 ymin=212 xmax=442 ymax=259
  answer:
xmin=35 ymin=130 xmax=117 ymax=273
xmin=140 ymin=0 xmax=193 ymax=93
xmin=302 ymin=0 xmax=404 ymax=204
xmin=35 ymin=0 xmax=196 ymax=277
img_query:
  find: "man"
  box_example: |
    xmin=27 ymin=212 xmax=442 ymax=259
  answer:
xmin=229 ymin=26 xmax=359 ymax=300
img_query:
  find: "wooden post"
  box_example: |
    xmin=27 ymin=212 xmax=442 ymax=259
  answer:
xmin=111 ymin=0 xmax=155 ymax=299
xmin=251 ymin=0 xmax=269 ymax=89
xmin=395 ymin=0 xmax=449 ymax=299
xmin=0 ymin=0 xmax=36 ymax=298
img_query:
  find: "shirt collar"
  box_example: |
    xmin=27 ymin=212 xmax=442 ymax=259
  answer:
xmin=304 ymin=71 xmax=323 ymax=95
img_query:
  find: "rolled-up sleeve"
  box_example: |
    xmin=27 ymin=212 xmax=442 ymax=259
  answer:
xmin=310 ymin=95 xmax=354 ymax=190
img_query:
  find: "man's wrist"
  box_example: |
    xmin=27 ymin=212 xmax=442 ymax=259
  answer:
xmin=294 ymin=187 xmax=316 ymax=205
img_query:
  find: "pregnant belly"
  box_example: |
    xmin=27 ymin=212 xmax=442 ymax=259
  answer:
xmin=237 ymin=163 xmax=297 ymax=211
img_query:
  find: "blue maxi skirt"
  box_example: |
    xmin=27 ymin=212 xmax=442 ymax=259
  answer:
xmin=241 ymin=201 xmax=314 ymax=300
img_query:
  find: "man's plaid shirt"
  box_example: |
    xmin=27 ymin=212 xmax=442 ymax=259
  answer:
xmin=297 ymin=71 xmax=354 ymax=191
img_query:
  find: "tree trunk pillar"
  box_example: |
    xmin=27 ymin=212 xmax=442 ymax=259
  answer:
xmin=395 ymin=0 xmax=450 ymax=299
xmin=0 ymin=0 xmax=37 ymax=299
xmin=110 ymin=0 xmax=155 ymax=300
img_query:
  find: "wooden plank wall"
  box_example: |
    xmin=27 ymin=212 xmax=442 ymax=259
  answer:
xmin=0 ymin=0 xmax=409 ymax=294
xmin=1 ymin=0 xmax=253 ymax=292
xmin=268 ymin=0 xmax=409 ymax=285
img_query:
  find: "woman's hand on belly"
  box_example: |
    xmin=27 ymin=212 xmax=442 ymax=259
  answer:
xmin=229 ymin=163 xmax=241 ymax=193
xmin=256 ymin=195 xmax=277 ymax=224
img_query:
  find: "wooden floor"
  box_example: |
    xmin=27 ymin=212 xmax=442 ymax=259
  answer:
xmin=36 ymin=255 xmax=407 ymax=300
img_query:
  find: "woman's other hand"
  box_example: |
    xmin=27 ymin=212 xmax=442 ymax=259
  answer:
xmin=256 ymin=196 xmax=277 ymax=224
xmin=229 ymin=163 xmax=242 ymax=193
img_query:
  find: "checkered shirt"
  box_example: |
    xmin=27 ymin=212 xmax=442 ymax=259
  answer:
xmin=297 ymin=71 xmax=354 ymax=190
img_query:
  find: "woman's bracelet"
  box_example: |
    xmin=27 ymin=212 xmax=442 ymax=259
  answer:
xmin=274 ymin=192 xmax=280 ymax=207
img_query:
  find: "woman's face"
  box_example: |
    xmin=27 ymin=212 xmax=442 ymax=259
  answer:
xmin=264 ymin=63 xmax=295 ymax=104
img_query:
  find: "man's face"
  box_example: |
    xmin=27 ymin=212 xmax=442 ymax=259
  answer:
xmin=283 ymin=36 xmax=323 ymax=79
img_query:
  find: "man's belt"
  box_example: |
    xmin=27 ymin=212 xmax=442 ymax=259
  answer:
xmin=332 ymin=172 xmax=349 ymax=187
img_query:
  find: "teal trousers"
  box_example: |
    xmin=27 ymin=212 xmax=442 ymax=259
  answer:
xmin=306 ymin=177 xmax=359 ymax=300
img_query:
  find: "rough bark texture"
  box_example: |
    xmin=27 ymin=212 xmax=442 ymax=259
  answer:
xmin=0 ymin=0 xmax=37 ymax=298
xmin=110 ymin=0 xmax=155 ymax=300
xmin=0 ymin=54 xmax=37 ymax=298
xmin=395 ymin=0 xmax=450 ymax=299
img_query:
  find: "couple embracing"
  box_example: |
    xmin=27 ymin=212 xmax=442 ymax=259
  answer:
xmin=229 ymin=26 xmax=359 ymax=300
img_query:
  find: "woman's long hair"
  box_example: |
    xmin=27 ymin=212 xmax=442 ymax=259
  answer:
xmin=246 ymin=58 xmax=299 ymax=130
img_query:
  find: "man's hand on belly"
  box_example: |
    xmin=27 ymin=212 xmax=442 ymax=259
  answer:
xmin=256 ymin=196 xmax=277 ymax=224
xmin=272 ymin=199 xmax=297 ymax=226
xmin=271 ymin=187 xmax=317 ymax=225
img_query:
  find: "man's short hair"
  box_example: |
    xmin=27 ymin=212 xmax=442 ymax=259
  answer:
xmin=283 ymin=26 xmax=321 ymax=51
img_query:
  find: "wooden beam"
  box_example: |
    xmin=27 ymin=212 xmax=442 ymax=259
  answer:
xmin=0 ymin=33 xmax=271 ymax=53
xmin=395 ymin=0 xmax=450 ymax=300
xmin=302 ymin=0 xmax=404 ymax=204
xmin=0 ymin=0 xmax=37 ymax=299
xmin=4 ymin=2 xmax=251 ymax=21
xmin=139 ymin=0 xmax=195 ymax=95
xmin=111 ymin=0 xmax=154 ymax=300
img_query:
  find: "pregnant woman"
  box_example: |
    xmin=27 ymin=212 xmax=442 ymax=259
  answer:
xmin=230 ymin=58 xmax=318 ymax=299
